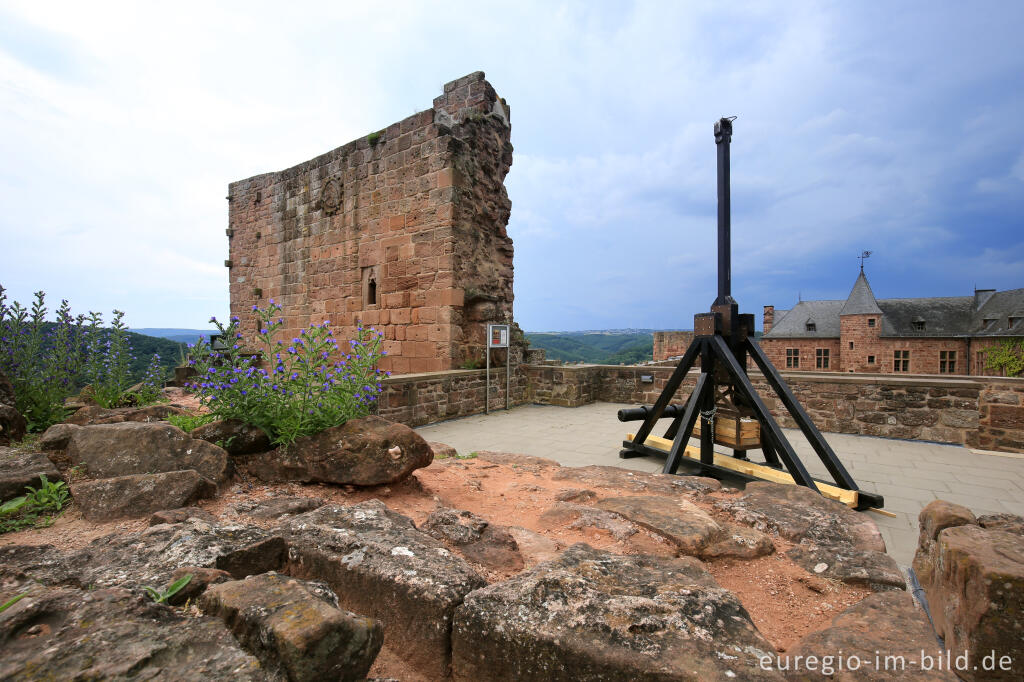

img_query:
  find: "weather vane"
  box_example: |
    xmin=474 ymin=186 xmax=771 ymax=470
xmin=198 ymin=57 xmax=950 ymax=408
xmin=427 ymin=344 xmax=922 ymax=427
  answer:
xmin=859 ymin=250 xmax=872 ymax=273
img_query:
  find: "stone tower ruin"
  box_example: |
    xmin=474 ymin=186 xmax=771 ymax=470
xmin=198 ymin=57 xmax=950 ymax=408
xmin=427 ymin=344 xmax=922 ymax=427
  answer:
xmin=226 ymin=72 xmax=514 ymax=374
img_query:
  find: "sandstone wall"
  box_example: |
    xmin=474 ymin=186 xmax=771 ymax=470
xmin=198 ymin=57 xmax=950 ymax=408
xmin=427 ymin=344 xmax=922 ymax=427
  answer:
xmin=226 ymin=72 xmax=514 ymax=374
xmin=652 ymin=331 xmax=694 ymax=361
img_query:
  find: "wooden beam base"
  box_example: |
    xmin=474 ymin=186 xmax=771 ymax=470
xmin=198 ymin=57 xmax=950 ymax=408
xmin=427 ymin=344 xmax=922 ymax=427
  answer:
xmin=627 ymin=433 xmax=859 ymax=508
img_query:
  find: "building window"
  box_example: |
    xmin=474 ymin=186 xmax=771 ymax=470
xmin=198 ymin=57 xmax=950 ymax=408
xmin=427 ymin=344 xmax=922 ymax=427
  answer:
xmin=894 ymin=350 xmax=910 ymax=372
xmin=815 ymin=348 xmax=830 ymax=369
xmin=786 ymin=348 xmax=800 ymax=368
xmin=849 ymin=341 xmax=854 ymax=350
xmin=868 ymin=318 xmax=876 ymax=327
xmin=805 ymin=322 xmax=816 ymax=332
xmin=913 ymin=320 xmax=926 ymax=332
xmin=867 ymin=355 xmax=875 ymax=364
xmin=940 ymin=350 xmax=956 ymax=373
xmin=361 ymin=265 xmax=380 ymax=307
xmin=1009 ymin=316 xmax=1021 ymax=329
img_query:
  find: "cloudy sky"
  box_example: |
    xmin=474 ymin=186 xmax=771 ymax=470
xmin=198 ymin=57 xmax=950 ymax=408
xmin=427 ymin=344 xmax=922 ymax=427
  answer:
xmin=1 ymin=1 xmax=1022 ymax=332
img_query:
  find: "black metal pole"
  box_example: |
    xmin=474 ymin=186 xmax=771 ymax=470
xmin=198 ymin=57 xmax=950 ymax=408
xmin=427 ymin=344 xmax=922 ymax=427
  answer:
xmin=714 ymin=117 xmax=735 ymax=306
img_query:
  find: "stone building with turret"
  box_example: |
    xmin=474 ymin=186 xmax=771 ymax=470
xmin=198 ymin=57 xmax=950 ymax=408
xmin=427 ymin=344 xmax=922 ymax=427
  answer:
xmin=760 ymin=271 xmax=1024 ymax=376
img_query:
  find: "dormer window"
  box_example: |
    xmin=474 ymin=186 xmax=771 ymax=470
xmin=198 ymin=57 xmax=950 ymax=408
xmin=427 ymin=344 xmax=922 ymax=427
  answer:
xmin=913 ymin=318 xmax=926 ymax=332
xmin=1009 ymin=315 xmax=1022 ymax=329
xmin=805 ymin=322 xmax=816 ymax=332
xmin=983 ymin=317 xmax=998 ymax=331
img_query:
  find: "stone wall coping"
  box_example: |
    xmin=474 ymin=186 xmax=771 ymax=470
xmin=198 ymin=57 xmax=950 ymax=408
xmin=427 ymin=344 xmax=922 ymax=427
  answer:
xmin=382 ymin=368 xmax=494 ymax=384
xmin=519 ymin=363 xmax=1012 ymax=389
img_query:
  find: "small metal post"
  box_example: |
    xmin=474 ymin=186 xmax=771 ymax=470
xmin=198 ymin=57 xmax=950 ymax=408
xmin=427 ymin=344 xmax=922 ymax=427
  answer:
xmin=506 ymin=347 xmax=511 ymax=410
xmin=485 ymin=345 xmax=490 ymax=415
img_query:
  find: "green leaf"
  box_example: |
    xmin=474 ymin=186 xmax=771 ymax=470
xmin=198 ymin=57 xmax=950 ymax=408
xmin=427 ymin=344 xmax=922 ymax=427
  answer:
xmin=0 ymin=592 xmax=29 ymax=613
xmin=0 ymin=496 xmax=28 ymax=515
xmin=162 ymin=574 xmax=193 ymax=602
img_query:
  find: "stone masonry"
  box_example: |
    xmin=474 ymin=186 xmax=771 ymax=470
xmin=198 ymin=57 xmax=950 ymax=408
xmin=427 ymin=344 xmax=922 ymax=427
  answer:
xmin=226 ymin=72 xmax=515 ymax=374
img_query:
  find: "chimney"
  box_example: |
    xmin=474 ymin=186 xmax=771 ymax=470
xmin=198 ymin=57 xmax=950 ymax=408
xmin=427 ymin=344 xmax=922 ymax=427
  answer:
xmin=764 ymin=305 xmax=775 ymax=334
xmin=974 ymin=288 xmax=995 ymax=310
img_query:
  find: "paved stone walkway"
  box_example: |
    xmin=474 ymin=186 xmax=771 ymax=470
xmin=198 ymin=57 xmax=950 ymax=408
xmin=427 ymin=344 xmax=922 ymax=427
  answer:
xmin=416 ymin=402 xmax=1024 ymax=566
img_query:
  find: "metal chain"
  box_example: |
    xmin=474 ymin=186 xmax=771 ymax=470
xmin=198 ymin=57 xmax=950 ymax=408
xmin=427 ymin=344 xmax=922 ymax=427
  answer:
xmin=700 ymin=406 xmax=717 ymax=444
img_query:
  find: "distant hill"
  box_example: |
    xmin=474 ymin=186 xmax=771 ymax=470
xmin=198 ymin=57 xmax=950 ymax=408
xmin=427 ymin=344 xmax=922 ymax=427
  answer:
xmin=525 ymin=331 xmax=654 ymax=365
xmin=130 ymin=328 xmax=217 ymax=345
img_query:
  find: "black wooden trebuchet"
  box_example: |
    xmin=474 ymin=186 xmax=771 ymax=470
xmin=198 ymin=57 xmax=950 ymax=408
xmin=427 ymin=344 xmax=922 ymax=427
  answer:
xmin=617 ymin=117 xmax=884 ymax=511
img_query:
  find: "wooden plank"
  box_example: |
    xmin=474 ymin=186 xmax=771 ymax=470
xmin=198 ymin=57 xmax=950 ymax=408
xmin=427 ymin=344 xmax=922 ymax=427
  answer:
xmin=627 ymin=433 xmax=859 ymax=508
xmin=688 ymin=421 xmax=761 ymax=448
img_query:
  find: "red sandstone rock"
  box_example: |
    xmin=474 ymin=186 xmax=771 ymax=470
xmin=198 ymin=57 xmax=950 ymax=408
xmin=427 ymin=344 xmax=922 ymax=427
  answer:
xmin=246 ymin=416 xmax=432 ymax=486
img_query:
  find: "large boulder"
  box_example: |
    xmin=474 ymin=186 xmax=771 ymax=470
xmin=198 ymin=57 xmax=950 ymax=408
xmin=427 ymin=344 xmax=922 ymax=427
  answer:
xmin=915 ymin=521 xmax=1024 ymax=681
xmin=71 ymin=470 xmax=217 ymax=521
xmin=451 ymin=543 xmax=780 ymax=681
xmin=247 ymin=416 xmax=432 ymax=486
xmin=192 ymin=418 xmax=272 ymax=456
xmin=785 ymin=591 xmax=956 ymax=680
xmin=283 ymin=500 xmax=486 ymax=679
xmin=0 ymin=447 xmax=63 ymax=501
xmin=66 ymin=421 xmax=231 ymax=485
xmin=912 ymin=500 xmax=978 ymax=587
xmin=65 ymin=403 xmax=191 ymax=425
xmin=199 ymin=572 xmax=384 ymax=682
xmin=0 ymin=585 xmax=273 ymax=681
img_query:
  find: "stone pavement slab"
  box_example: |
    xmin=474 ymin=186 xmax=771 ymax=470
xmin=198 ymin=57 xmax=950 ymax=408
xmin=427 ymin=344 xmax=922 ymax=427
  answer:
xmin=416 ymin=402 xmax=1024 ymax=567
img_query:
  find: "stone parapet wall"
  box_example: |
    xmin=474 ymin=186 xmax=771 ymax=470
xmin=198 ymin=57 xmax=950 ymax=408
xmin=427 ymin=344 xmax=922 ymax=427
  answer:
xmin=377 ymin=366 xmax=529 ymax=427
xmin=377 ymin=362 xmax=1024 ymax=453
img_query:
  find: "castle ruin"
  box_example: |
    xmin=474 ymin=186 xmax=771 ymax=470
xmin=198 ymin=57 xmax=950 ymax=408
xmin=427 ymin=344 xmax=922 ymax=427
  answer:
xmin=226 ymin=72 xmax=514 ymax=374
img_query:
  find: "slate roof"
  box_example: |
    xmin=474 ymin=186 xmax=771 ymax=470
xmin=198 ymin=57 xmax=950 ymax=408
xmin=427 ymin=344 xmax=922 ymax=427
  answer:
xmin=839 ymin=272 xmax=883 ymax=316
xmin=765 ymin=300 xmax=844 ymax=338
xmin=764 ymin=278 xmax=1024 ymax=340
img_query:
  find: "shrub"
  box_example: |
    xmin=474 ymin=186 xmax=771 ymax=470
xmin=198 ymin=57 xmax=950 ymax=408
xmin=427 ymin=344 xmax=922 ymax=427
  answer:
xmin=186 ymin=301 xmax=389 ymax=447
xmin=0 ymin=474 xmax=70 ymax=534
xmin=0 ymin=288 xmax=85 ymax=430
xmin=0 ymin=286 xmax=167 ymax=430
xmin=985 ymin=338 xmax=1024 ymax=377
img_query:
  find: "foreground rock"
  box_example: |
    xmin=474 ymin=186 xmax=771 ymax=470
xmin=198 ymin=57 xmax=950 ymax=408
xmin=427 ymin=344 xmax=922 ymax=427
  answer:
xmin=913 ymin=502 xmax=1024 ymax=682
xmin=715 ymin=482 xmax=885 ymax=552
xmin=0 ymin=447 xmax=63 ymax=500
xmin=72 ymin=470 xmax=217 ymax=521
xmin=716 ymin=481 xmax=901 ymax=589
xmin=452 ymin=543 xmax=780 ymax=681
xmin=67 ymin=421 xmax=232 ymax=485
xmin=200 ymin=572 xmax=384 ymax=682
xmin=0 ymin=519 xmax=284 ymax=591
xmin=421 ymin=507 xmax=524 ymax=572
xmin=192 ymin=418 xmax=272 ymax=456
xmin=247 ymin=496 xmax=325 ymax=519
xmin=597 ymin=495 xmax=721 ymax=554
xmin=785 ymin=591 xmax=955 ymax=680
xmin=151 ymin=506 xmax=218 ymax=525
xmin=37 ymin=422 xmax=82 ymax=451
xmin=553 ymin=464 xmax=721 ymax=495
xmin=248 ymin=416 xmax=432 ymax=486
xmin=65 ymin=403 xmax=191 ymax=425
xmin=283 ymin=500 xmax=486 ymax=679
xmin=0 ymin=585 xmax=272 ymax=680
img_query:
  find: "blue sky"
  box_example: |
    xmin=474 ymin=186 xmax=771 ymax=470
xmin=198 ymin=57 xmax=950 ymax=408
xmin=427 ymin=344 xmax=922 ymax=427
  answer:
xmin=1 ymin=1 xmax=1021 ymax=332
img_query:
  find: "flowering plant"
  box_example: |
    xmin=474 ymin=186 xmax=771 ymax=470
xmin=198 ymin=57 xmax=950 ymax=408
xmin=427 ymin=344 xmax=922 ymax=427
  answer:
xmin=186 ymin=301 xmax=388 ymax=447
xmin=0 ymin=289 xmax=85 ymax=430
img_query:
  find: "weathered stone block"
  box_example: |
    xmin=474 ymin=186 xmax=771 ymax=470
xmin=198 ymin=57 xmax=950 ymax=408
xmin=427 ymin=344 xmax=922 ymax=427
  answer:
xmin=0 ymin=447 xmax=63 ymax=501
xmin=451 ymin=544 xmax=780 ymax=681
xmin=72 ymin=470 xmax=216 ymax=522
xmin=283 ymin=501 xmax=486 ymax=679
xmin=200 ymin=572 xmax=383 ymax=682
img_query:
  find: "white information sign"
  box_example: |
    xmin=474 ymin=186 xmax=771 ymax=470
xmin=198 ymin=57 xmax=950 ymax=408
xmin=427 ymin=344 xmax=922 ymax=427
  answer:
xmin=487 ymin=324 xmax=510 ymax=348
